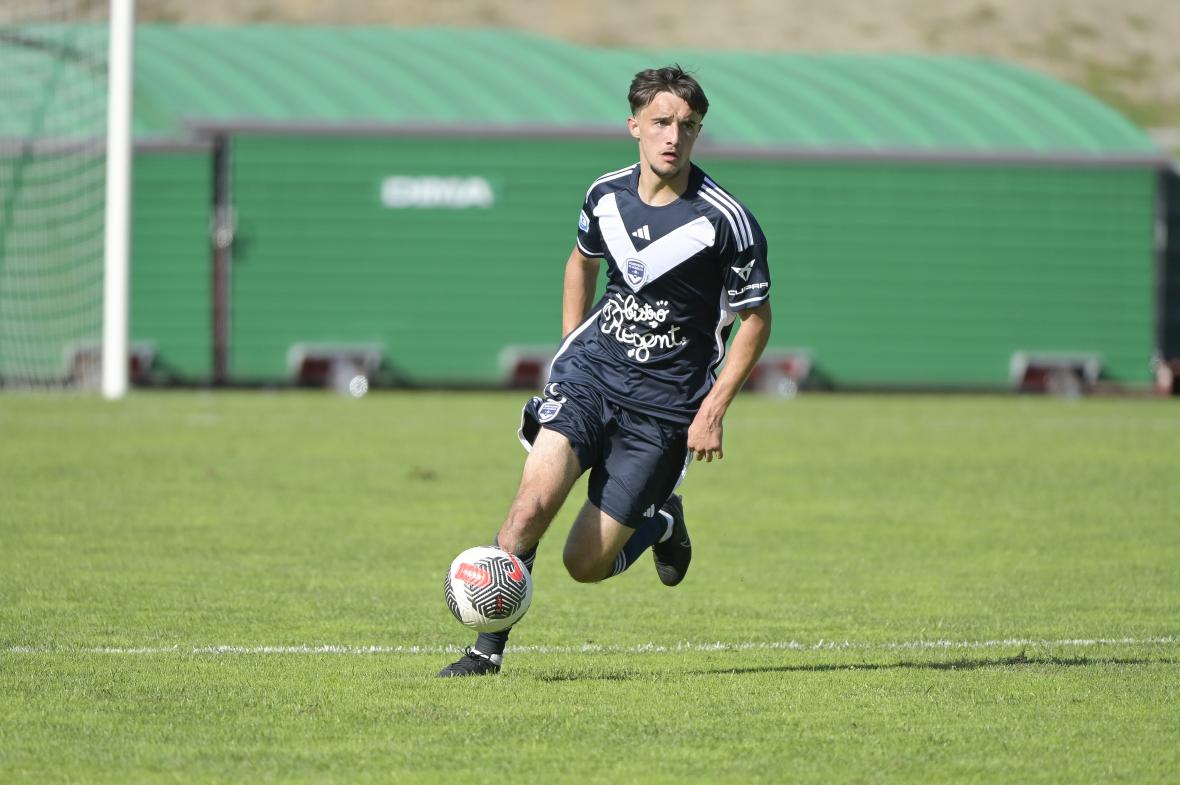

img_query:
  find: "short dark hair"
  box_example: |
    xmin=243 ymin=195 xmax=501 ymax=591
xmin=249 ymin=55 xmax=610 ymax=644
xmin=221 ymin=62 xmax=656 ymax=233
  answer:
xmin=628 ymin=65 xmax=709 ymax=118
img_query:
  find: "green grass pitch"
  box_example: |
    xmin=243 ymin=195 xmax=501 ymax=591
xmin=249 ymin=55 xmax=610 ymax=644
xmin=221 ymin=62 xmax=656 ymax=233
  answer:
xmin=1 ymin=390 xmax=1177 ymax=783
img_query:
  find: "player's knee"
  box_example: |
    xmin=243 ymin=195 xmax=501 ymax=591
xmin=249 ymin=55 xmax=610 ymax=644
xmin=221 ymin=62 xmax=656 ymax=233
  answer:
xmin=562 ymin=544 xmax=607 ymax=584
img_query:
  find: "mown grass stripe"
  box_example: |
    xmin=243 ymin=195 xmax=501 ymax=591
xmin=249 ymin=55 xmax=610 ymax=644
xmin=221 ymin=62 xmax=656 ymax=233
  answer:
xmin=7 ymin=636 xmax=1177 ymax=656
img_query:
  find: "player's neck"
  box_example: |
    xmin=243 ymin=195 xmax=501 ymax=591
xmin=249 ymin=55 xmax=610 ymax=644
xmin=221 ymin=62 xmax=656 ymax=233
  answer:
xmin=636 ymin=162 xmax=692 ymax=207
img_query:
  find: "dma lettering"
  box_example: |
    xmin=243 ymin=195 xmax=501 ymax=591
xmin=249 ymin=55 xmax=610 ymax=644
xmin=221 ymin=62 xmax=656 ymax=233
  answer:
xmin=381 ymin=176 xmax=495 ymax=209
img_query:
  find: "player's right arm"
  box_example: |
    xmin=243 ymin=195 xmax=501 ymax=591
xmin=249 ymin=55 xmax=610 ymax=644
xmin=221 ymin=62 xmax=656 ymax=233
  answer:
xmin=562 ymin=247 xmax=600 ymax=338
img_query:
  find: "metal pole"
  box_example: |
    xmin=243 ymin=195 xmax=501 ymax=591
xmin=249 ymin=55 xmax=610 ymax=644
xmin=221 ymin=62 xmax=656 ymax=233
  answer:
xmin=102 ymin=0 xmax=135 ymax=399
xmin=211 ymin=133 xmax=233 ymax=385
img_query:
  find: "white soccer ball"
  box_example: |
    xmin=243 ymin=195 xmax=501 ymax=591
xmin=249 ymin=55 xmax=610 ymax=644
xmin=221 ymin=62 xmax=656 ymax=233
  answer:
xmin=443 ymin=546 xmax=533 ymax=633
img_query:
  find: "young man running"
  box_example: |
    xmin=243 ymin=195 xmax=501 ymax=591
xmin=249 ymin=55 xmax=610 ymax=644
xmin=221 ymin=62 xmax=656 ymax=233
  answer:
xmin=439 ymin=65 xmax=772 ymax=677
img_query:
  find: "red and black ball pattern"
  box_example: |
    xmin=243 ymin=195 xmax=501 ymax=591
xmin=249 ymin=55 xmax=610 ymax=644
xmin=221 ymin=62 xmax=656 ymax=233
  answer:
xmin=444 ymin=547 xmax=532 ymax=631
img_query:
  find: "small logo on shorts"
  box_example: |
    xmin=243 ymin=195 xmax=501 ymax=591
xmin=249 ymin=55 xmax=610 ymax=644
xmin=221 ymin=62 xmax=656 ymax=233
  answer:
xmin=537 ymin=400 xmax=563 ymax=423
xmin=578 ymin=210 xmax=590 ymax=232
xmin=625 ymin=258 xmax=646 ymax=287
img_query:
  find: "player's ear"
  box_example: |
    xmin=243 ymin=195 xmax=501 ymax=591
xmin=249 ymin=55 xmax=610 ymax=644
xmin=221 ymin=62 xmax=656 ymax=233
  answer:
xmin=627 ymin=116 xmax=640 ymax=140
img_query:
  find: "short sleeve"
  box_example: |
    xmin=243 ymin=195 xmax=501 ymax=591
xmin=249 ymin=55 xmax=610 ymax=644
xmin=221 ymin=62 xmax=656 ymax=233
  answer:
xmin=722 ymin=214 xmax=770 ymax=310
xmin=576 ymin=191 xmax=605 ymax=258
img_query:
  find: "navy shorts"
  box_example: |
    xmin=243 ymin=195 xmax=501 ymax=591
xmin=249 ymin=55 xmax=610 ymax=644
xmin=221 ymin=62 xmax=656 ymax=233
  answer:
xmin=517 ymin=382 xmax=689 ymax=528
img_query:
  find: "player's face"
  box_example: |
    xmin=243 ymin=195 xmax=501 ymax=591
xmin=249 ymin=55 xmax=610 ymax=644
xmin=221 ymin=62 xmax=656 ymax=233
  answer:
xmin=628 ymin=92 xmax=702 ymax=182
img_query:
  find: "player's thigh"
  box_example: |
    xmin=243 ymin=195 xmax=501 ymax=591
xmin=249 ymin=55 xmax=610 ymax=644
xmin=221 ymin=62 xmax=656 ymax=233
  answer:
xmin=499 ymin=427 xmax=583 ymax=552
xmin=517 ymin=426 xmax=583 ymax=501
xmin=562 ymin=500 xmax=635 ymax=582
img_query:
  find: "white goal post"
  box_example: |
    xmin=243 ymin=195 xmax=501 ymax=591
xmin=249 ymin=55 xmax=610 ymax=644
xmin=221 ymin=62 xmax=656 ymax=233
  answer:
xmin=0 ymin=0 xmax=133 ymax=395
xmin=102 ymin=0 xmax=134 ymax=400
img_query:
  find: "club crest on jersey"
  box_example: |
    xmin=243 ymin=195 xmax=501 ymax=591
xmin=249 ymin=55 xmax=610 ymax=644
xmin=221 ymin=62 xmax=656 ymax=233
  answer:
xmin=625 ymin=258 xmax=647 ymax=287
xmin=537 ymin=400 xmax=563 ymax=423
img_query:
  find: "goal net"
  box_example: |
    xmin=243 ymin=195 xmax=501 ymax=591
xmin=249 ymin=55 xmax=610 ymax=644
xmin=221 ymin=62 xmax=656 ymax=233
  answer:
xmin=0 ymin=1 xmax=109 ymax=389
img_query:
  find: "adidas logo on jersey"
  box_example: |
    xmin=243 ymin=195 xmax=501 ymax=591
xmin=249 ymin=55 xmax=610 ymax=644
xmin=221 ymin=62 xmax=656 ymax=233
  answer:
xmin=630 ymin=225 xmax=652 ymax=241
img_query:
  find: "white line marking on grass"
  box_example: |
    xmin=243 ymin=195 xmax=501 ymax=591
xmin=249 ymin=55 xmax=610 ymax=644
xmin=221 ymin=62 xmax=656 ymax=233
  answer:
xmin=6 ymin=636 xmax=1177 ymax=656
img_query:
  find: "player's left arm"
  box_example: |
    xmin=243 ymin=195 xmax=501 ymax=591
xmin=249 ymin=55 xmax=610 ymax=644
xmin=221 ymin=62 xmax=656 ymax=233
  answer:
xmin=687 ymin=301 xmax=772 ymax=462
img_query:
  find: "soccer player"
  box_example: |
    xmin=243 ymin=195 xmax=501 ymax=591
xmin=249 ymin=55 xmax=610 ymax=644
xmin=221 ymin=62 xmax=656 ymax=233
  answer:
xmin=439 ymin=65 xmax=772 ymax=676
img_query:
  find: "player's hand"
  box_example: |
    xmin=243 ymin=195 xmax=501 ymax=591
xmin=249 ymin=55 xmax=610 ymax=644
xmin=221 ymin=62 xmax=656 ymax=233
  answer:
xmin=686 ymin=411 xmax=724 ymax=462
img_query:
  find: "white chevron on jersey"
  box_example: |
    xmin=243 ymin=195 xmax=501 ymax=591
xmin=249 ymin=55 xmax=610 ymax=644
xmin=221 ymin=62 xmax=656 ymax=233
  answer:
xmin=700 ymin=177 xmax=754 ymax=251
xmin=585 ymin=164 xmax=637 ymax=200
xmin=593 ymin=192 xmax=715 ymax=292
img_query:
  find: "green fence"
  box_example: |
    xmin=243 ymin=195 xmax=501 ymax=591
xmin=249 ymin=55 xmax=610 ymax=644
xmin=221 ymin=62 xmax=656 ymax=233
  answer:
xmin=131 ymin=148 xmax=213 ymax=380
xmin=226 ymin=134 xmax=628 ymax=384
xmin=208 ymin=134 xmax=1157 ymax=387
xmin=2 ymin=25 xmax=1166 ymax=389
xmin=704 ymin=157 xmax=1156 ymax=385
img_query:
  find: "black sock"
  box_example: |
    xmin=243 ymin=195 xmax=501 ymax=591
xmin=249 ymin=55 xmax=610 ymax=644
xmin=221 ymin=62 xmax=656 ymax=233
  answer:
xmin=474 ymin=541 xmax=536 ymax=657
xmin=608 ymin=509 xmax=671 ymax=577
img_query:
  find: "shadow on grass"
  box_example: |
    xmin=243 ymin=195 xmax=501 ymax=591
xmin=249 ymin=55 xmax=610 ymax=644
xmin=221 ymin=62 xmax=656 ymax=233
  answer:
xmin=537 ymin=670 xmax=638 ymax=682
xmin=532 ymin=653 xmax=1178 ymax=681
xmin=693 ymin=652 xmax=1179 ymax=677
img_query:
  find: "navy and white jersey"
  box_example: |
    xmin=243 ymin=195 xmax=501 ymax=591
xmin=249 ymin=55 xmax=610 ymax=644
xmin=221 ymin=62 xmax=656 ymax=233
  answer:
xmin=549 ymin=162 xmax=770 ymax=424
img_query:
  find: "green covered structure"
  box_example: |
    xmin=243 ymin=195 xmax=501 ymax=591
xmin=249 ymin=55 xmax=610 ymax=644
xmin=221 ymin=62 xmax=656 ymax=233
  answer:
xmin=1 ymin=25 xmax=1170 ymax=387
